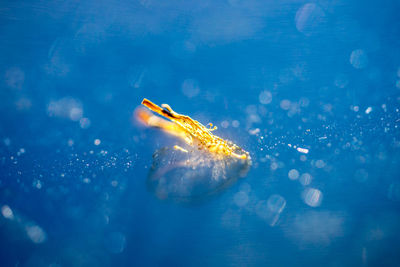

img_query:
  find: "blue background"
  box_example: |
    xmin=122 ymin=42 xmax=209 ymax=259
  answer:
xmin=1 ymin=0 xmax=400 ymax=266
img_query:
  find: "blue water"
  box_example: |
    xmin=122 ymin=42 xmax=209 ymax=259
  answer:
xmin=1 ymin=0 xmax=400 ymax=266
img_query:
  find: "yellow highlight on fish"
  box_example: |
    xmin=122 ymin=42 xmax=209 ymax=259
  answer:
xmin=136 ymin=98 xmax=249 ymax=160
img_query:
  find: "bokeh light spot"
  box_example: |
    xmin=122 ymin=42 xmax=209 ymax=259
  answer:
xmin=350 ymin=49 xmax=368 ymax=69
xmin=303 ymin=188 xmax=323 ymax=207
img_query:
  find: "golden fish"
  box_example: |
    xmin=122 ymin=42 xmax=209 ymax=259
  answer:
xmin=136 ymin=98 xmax=251 ymax=201
xmin=136 ymin=98 xmax=250 ymax=160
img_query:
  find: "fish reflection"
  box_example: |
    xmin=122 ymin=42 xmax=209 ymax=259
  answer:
xmin=136 ymin=99 xmax=251 ymax=201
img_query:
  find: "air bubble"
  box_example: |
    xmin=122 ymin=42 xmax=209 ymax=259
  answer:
xmin=234 ymin=191 xmax=249 ymax=207
xmin=26 ymin=224 xmax=47 ymax=244
xmin=1 ymin=205 xmax=14 ymax=219
xmin=182 ymin=79 xmax=200 ymax=98
xmin=267 ymin=194 xmax=286 ymax=214
xmin=288 ymin=169 xmax=300 ymax=180
xmin=299 ymin=173 xmax=312 ymax=186
xmin=302 ymin=188 xmax=323 ymax=207
xmin=295 ymin=3 xmax=326 ymax=36
xmin=259 ymin=91 xmax=272 ymax=104
xmin=350 ymin=49 xmax=368 ymax=69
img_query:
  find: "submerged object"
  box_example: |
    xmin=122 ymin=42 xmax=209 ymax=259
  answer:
xmin=136 ymin=98 xmax=251 ymax=201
